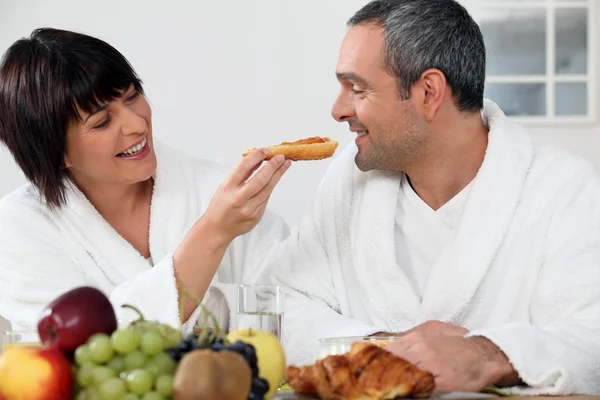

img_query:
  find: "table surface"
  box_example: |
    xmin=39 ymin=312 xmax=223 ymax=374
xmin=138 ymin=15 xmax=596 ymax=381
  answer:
xmin=273 ymin=392 xmax=600 ymax=400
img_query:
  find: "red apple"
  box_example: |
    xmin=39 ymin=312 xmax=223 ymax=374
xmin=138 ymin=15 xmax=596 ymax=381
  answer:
xmin=37 ymin=286 xmax=117 ymax=353
xmin=0 ymin=345 xmax=74 ymax=400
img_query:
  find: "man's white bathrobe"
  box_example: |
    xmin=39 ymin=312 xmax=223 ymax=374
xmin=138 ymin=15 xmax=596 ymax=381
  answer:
xmin=263 ymin=101 xmax=600 ymax=395
xmin=0 ymin=143 xmax=289 ymax=333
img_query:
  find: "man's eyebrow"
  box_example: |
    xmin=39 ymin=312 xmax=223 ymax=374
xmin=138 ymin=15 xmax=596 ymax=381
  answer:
xmin=336 ymin=72 xmax=370 ymax=87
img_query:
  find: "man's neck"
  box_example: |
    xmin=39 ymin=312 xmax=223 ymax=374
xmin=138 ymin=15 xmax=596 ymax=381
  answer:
xmin=405 ymin=114 xmax=488 ymax=211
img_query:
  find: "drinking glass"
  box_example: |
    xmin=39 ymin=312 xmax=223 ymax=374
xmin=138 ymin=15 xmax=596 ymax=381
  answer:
xmin=2 ymin=330 xmax=41 ymax=349
xmin=237 ymin=285 xmax=284 ymax=341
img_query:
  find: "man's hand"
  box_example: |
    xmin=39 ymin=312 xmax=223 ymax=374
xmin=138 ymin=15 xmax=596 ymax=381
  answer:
xmin=370 ymin=331 xmax=403 ymax=338
xmin=403 ymin=320 xmax=470 ymax=337
xmin=385 ymin=331 xmax=522 ymax=393
xmin=371 ymin=320 xmax=469 ymax=338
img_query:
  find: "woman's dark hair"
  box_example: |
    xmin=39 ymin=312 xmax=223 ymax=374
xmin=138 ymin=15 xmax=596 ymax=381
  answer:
xmin=0 ymin=28 xmax=144 ymax=208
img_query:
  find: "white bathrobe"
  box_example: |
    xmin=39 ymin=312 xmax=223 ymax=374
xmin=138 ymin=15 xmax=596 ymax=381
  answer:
xmin=262 ymin=101 xmax=600 ymax=395
xmin=0 ymin=142 xmax=289 ymax=333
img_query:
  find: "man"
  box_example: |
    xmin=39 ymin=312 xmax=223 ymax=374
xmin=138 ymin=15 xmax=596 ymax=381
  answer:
xmin=263 ymin=0 xmax=600 ymax=395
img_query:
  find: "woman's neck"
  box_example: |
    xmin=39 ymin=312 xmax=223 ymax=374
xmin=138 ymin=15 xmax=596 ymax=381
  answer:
xmin=75 ymin=178 xmax=154 ymax=221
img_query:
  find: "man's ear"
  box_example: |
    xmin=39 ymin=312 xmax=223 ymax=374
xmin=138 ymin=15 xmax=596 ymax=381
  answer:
xmin=411 ymin=68 xmax=447 ymax=122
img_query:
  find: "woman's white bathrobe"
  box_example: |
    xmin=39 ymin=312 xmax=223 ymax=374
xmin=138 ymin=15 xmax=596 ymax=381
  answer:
xmin=0 ymin=143 xmax=289 ymax=333
xmin=263 ymin=101 xmax=600 ymax=395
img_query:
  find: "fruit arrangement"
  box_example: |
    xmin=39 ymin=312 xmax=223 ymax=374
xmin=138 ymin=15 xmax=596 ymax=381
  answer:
xmin=167 ymin=330 xmax=270 ymax=399
xmin=0 ymin=286 xmax=286 ymax=400
xmin=72 ymin=304 xmax=180 ymax=399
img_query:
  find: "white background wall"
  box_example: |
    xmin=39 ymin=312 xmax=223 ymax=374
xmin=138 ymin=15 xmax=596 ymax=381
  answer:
xmin=0 ymin=0 xmax=599 ymax=333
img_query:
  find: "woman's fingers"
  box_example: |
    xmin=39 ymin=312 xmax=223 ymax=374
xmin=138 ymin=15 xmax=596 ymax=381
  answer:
xmin=215 ymin=151 xmax=290 ymax=229
xmin=239 ymin=155 xmax=288 ymax=199
xmin=225 ymin=149 xmax=270 ymax=188
xmin=250 ymin=159 xmax=291 ymax=207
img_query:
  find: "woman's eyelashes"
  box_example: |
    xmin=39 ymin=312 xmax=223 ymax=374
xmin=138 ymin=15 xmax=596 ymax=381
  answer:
xmin=91 ymin=91 xmax=140 ymax=130
xmin=126 ymin=91 xmax=140 ymax=102
xmin=93 ymin=115 xmax=111 ymax=130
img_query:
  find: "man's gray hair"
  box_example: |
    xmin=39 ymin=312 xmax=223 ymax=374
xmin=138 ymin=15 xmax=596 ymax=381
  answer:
xmin=348 ymin=0 xmax=486 ymax=113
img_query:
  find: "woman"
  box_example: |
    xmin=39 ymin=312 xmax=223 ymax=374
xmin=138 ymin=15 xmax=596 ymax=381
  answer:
xmin=0 ymin=28 xmax=291 ymax=332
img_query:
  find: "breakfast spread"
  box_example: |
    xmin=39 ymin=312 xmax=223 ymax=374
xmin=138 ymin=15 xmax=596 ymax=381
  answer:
xmin=0 ymin=288 xmax=433 ymax=400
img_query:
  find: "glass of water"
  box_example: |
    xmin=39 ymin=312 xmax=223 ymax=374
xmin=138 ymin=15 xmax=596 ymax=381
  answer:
xmin=2 ymin=330 xmax=41 ymax=349
xmin=237 ymin=285 xmax=283 ymax=341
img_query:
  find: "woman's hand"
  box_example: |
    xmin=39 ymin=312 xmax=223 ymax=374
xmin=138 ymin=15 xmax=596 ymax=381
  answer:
xmin=202 ymin=149 xmax=291 ymax=243
xmin=173 ymin=149 xmax=290 ymax=322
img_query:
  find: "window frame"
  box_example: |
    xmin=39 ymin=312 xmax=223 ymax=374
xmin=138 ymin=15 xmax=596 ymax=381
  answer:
xmin=460 ymin=0 xmax=596 ymax=125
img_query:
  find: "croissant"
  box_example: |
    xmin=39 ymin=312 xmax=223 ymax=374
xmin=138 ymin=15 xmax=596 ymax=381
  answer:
xmin=242 ymin=136 xmax=338 ymax=161
xmin=286 ymin=342 xmax=435 ymax=400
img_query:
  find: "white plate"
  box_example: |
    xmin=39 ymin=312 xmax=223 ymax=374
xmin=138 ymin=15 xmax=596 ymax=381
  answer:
xmin=317 ymin=335 xmax=399 ymax=359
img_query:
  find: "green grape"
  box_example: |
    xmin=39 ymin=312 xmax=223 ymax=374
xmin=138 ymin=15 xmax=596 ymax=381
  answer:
xmin=125 ymin=369 xmax=154 ymax=395
xmin=124 ymin=350 xmax=148 ymax=371
xmin=157 ymin=333 xmax=170 ymax=349
xmin=145 ymin=361 xmax=161 ymax=378
xmin=123 ymin=394 xmax=140 ymax=400
xmin=142 ymin=322 xmax=161 ymax=335
xmin=151 ymin=353 xmax=176 ymax=375
xmin=154 ymin=374 xmax=173 ymax=396
xmin=141 ymin=392 xmax=164 ymax=400
xmin=88 ymin=334 xmax=114 ymax=364
xmin=155 ymin=323 xmax=169 ymax=336
xmin=75 ymin=344 xmax=92 ymax=366
xmin=140 ymin=332 xmax=164 ymax=356
xmin=134 ymin=322 xmax=158 ymax=338
xmin=107 ymin=355 xmax=126 ymax=374
xmin=85 ymin=387 xmax=102 ymax=400
xmin=155 ymin=323 xmax=180 ymax=348
xmin=91 ymin=366 xmax=117 ymax=386
xmin=80 ymin=360 xmax=97 ymax=369
xmin=163 ymin=327 xmax=182 ymax=348
xmin=76 ymin=365 xmax=94 ymax=388
xmin=98 ymin=377 xmax=127 ymax=400
xmin=132 ymin=325 xmax=144 ymax=340
xmin=111 ymin=328 xmax=140 ymax=354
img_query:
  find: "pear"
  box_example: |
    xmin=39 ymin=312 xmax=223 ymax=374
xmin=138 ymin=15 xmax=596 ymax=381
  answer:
xmin=173 ymin=349 xmax=252 ymax=400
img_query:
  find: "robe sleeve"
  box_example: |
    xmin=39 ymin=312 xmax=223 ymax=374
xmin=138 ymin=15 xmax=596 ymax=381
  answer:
xmin=0 ymin=198 xmax=188 ymax=331
xmin=468 ymin=175 xmax=600 ymax=395
xmin=0 ymin=202 xmax=87 ymax=330
xmin=109 ymin=254 xmax=185 ymax=329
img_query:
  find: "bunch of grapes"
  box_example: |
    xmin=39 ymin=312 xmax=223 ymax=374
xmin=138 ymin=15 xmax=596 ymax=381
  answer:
xmin=73 ymin=320 xmax=181 ymax=400
xmin=165 ymin=332 xmax=270 ymax=400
